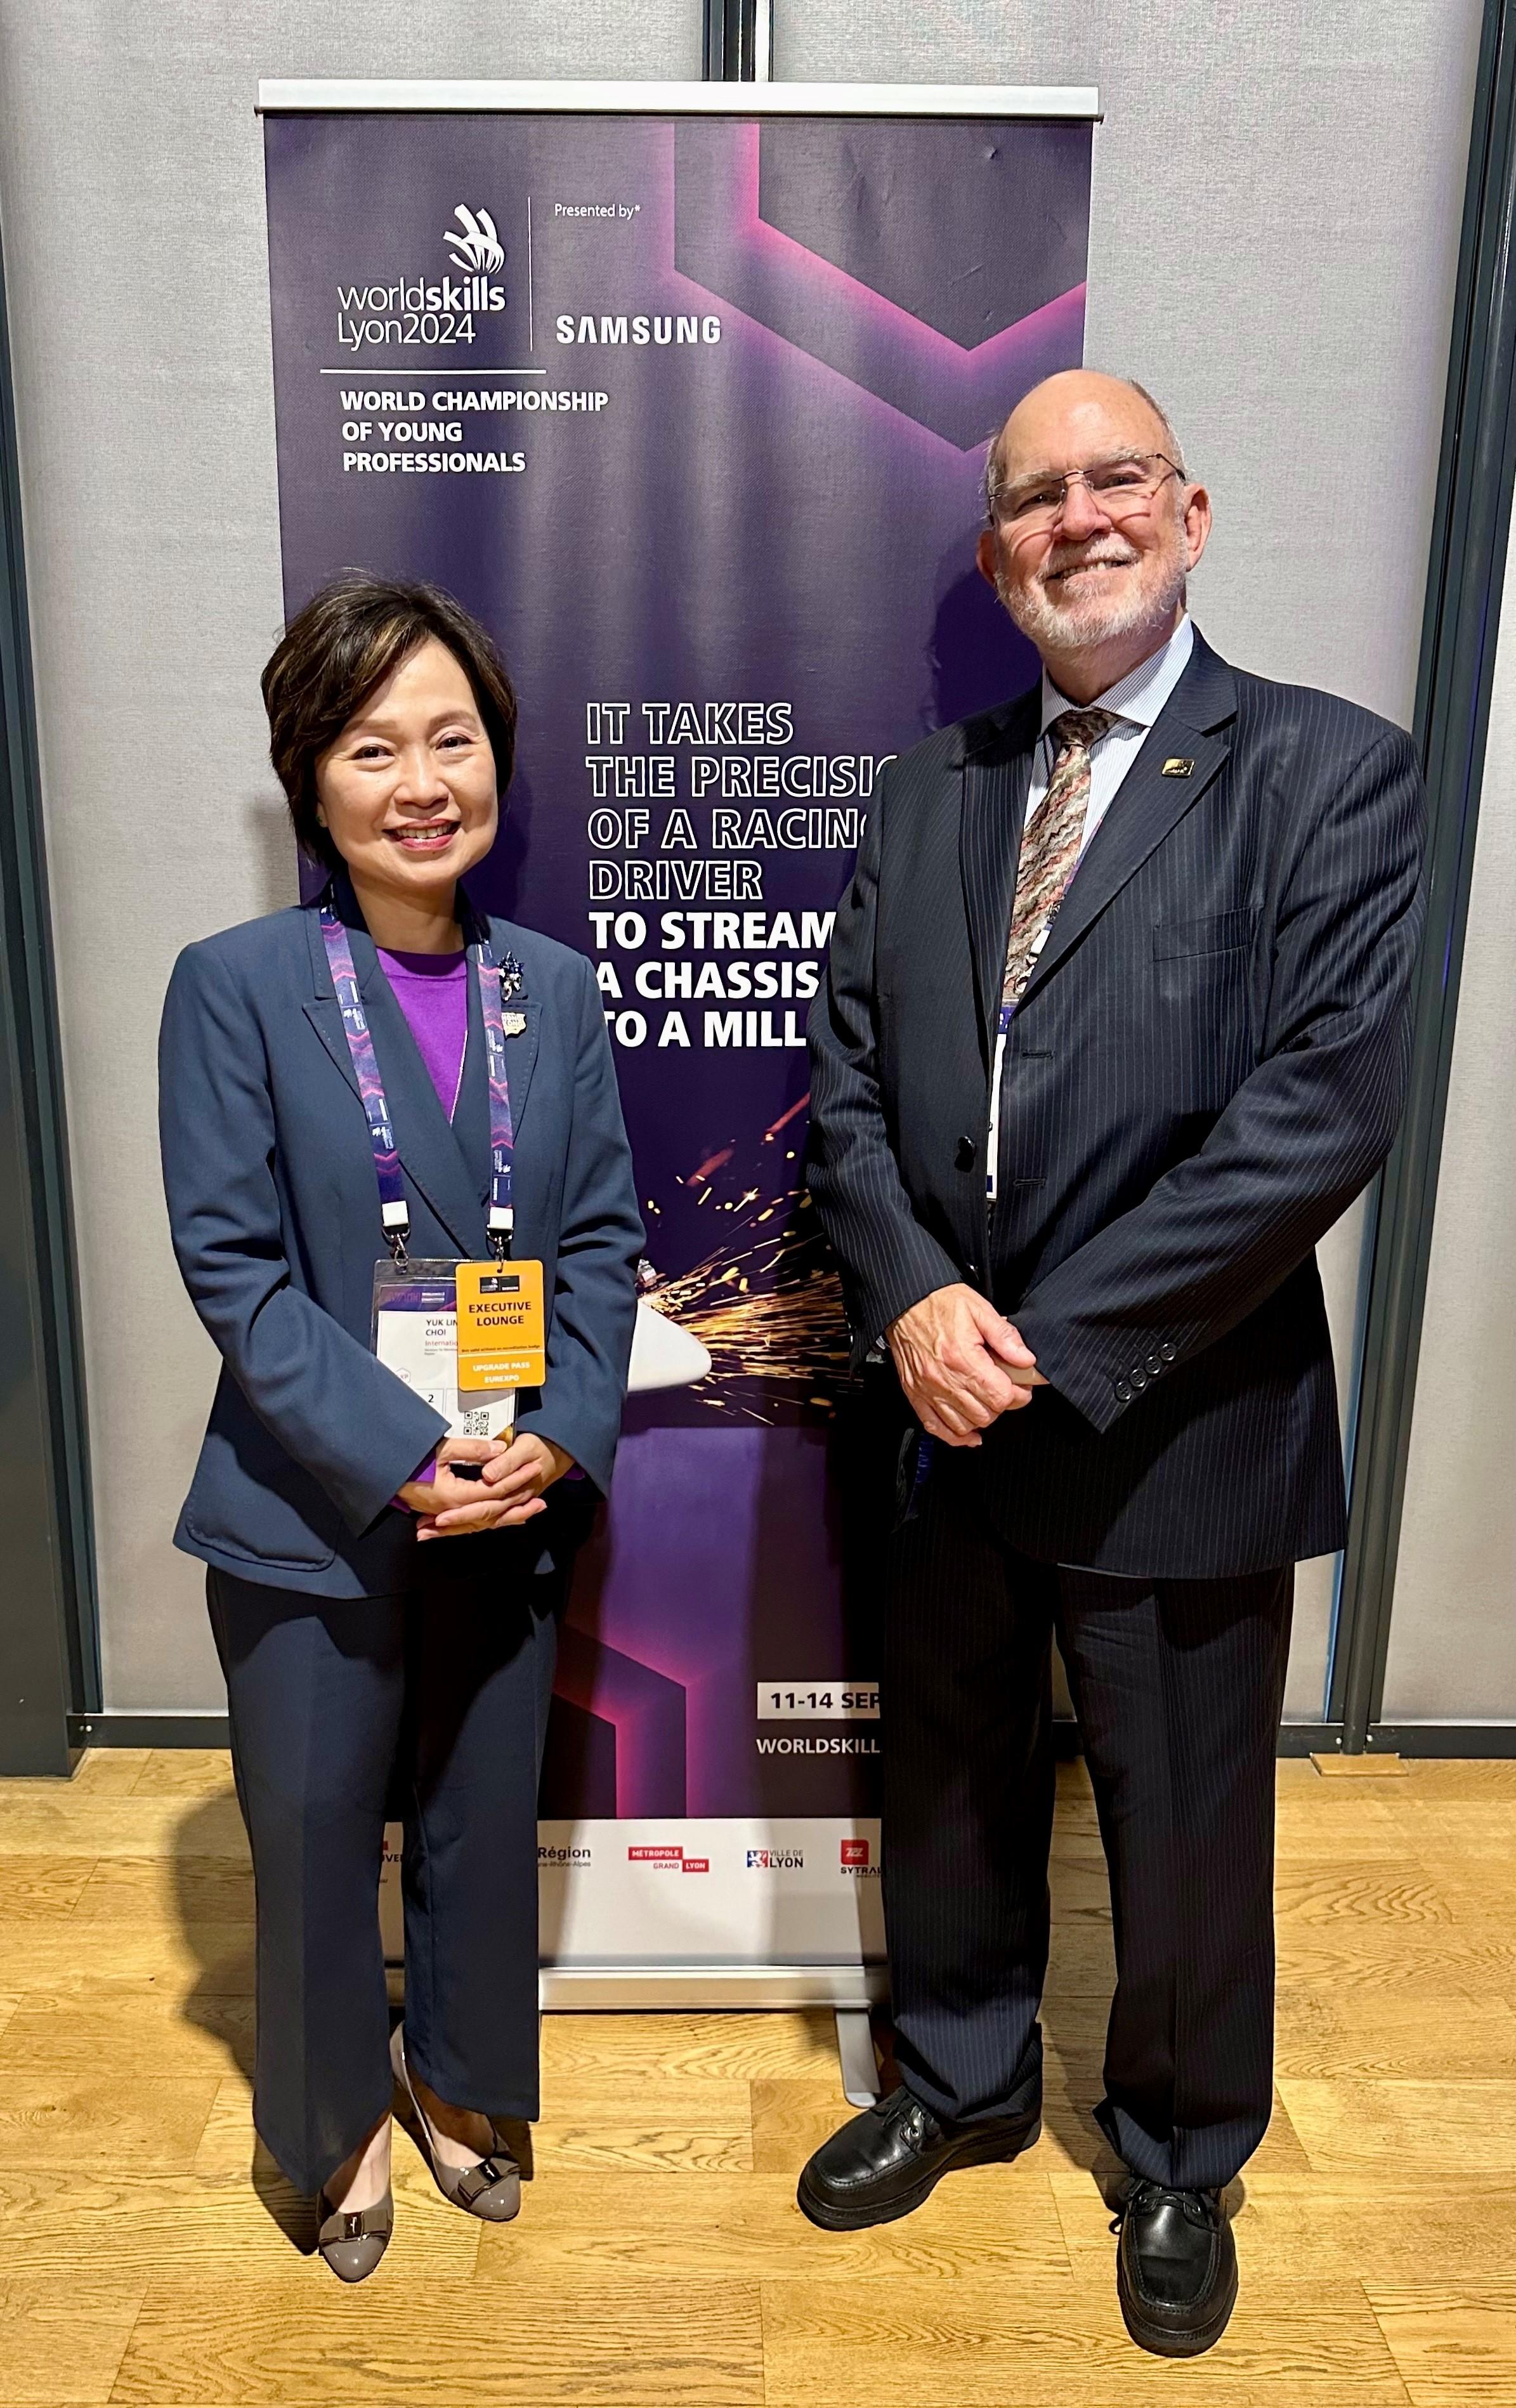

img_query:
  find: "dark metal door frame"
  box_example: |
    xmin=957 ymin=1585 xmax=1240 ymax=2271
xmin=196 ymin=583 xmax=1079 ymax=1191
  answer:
xmin=704 ymin=0 xmax=767 ymax=82
xmin=0 ymin=217 xmax=98 ymax=1773
xmin=1330 ymin=0 xmax=1516 ymax=1753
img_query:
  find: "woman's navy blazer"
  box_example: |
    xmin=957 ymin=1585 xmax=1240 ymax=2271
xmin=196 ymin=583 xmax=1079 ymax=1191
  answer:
xmin=159 ymin=880 xmax=644 ymax=1599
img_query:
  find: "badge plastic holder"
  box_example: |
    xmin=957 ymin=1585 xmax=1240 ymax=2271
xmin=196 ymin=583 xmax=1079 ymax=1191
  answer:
xmin=370 ymin=1258 xmax=517 ymax=1440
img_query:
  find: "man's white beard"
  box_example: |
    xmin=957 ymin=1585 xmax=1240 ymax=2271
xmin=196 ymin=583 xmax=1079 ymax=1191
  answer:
xmin=998 ymin=534 xmax=1187 ymax=657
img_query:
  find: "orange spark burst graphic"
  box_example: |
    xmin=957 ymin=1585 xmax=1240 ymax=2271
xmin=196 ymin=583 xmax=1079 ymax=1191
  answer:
xmin=640 ymin=1177 xmax=851 ymax=1424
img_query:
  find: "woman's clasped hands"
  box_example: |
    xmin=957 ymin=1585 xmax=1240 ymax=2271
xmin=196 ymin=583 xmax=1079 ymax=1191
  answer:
xmin=400 ymin=1432 xmax=573 ymax=1538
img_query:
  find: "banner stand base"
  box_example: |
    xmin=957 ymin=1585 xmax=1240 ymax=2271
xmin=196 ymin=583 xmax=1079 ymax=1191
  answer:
xmin=540 ymin=1968 xmax=887 ymax=2107
xmin=834 ymin=2005 xmax=882 ymax=2105
xmin=535 ymin=1963 xmax=888 ymax=2012
xmin=386 ymin=1960 xmax=888 ymax=2100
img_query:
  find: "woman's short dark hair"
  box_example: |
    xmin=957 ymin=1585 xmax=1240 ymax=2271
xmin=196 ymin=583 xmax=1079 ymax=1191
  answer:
xmin=261 ymin=575 xmax=518 ymax=868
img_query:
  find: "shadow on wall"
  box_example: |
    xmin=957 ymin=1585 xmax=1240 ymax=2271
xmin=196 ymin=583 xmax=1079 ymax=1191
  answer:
xmin=249 ymin=790 xmax=303 ymax=918
xmin=468 ymin=764 xmax=535 ymax=924
xmin=924 ymin=539 xmax=1039 ymax=735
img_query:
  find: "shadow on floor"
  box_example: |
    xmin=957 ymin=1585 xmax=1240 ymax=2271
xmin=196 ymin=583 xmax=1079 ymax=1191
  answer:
xmin=168 ymin=1786 xmax=318 ymax=2253
xmin=868 ymin=1940 xmax=1250 ymax=2223
xmin=169 ymin=1783 xmax=535 ymax=2250
xmin=170 ymin=1774 xmax=1243 ymax=2251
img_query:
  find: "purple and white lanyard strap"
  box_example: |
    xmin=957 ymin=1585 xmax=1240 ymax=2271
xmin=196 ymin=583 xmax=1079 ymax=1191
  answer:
xmin=320 ymin=895 xmax=517 ymax=1262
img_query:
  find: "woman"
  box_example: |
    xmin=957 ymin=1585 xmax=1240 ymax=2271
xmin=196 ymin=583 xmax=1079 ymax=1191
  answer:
xmin=159 ymin=576 xmax=641 ymax=2280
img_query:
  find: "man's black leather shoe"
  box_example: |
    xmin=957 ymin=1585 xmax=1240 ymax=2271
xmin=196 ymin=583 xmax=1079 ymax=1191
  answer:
xmin=1114 ymin=2178 xmax=1238 ymax=2357
xmin=796 ymin=2084 xmax=1040 ymax=2231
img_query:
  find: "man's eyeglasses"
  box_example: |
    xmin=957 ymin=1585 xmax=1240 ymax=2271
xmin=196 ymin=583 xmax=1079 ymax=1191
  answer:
xmin=987 ymin=451 xmax=1184 ymax=533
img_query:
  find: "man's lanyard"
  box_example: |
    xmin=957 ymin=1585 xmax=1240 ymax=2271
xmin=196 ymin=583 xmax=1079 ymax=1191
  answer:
xmin=320 ymin=893 xmax=516 ymax=1262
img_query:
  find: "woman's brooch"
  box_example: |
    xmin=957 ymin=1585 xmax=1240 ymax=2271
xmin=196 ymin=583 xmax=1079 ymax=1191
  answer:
xmin=498 ymin=953 xmax=528 ymax=1038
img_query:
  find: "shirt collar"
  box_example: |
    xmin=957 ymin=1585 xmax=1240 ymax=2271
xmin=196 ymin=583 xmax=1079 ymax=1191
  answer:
xmin=1038 ymin=613 xmax=1195 ymax=738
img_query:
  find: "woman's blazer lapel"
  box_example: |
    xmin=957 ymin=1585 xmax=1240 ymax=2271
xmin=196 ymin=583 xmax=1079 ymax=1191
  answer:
xmin=301 ymin=900 xmax=479 ymax=1257
xmin=359 ymin=951 xmax=485 ymax=1255
xmin=481 ymin=912 xmax=541 ymax=1153
xmin=450 ymin=936 xmax=542 ymax=1215
xmin=301 ymin=898 xmax=544 ymax=1257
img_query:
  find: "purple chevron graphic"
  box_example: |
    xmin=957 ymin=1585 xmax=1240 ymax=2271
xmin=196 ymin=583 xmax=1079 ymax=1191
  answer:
xmin=672 ymin=119 xmax=1088 ymax=451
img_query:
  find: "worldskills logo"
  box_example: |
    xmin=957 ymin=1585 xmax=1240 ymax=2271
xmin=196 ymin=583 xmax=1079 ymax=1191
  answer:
xmin=445 ymin=204 xmax=505 ymax=275
xmin=334 ymin=204 xmax=506 ymax=349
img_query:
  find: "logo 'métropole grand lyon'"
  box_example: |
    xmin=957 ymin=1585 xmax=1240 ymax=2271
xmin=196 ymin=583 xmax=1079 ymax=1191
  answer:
xmin=334 ymin=204 xmax=506 ymax=351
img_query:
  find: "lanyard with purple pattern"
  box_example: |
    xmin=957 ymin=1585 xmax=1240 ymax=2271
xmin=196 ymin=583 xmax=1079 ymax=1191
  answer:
xmin=320 ymin=893 xmax=518 ymax=1260
xmin=473 ymin=910 xmax=517 ymax=1255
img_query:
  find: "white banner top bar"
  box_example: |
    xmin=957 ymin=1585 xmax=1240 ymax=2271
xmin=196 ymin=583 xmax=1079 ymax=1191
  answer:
xmin=257 ymin=79 xmax=1101 ymax=122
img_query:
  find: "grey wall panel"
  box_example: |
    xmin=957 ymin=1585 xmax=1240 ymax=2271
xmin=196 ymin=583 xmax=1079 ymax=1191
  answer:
xmin=0 ymin=2 xmax=1481 ymax=1710
xmin=781 ymin=2 xmax=1480 ymax=1719
xmin=1382 ymin=521 xmax=1516 ymax=1722
xmin=0 ymin=2 xmax=698 ymax=1710
xmin=782 ymin=1 xmax=1476 ymax=714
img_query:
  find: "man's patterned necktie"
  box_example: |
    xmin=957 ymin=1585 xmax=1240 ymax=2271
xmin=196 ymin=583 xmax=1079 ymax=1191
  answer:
xmin=1000 ymin=707 xmax=1116 ymax=1007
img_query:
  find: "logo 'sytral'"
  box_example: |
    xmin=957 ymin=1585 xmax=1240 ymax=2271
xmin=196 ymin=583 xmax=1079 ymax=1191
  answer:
xmin=445 ymin=205 xmax=506 ymax=275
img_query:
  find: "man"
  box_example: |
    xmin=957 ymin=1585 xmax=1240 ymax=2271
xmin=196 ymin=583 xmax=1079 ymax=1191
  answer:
xmin=800 ymin=371 xmax=1425 ymax=2357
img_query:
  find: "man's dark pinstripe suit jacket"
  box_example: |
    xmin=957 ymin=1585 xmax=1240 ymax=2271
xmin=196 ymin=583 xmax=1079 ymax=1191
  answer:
xmin=806 ymin=628 xmax=1428 ymax=1580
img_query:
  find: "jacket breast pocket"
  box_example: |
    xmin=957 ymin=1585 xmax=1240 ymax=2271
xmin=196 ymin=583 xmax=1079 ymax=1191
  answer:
xmin=1151 ymin=910 xmax=1257 ymax=1099
xmin=1153 ymin=909 xmax=1257 ymax=960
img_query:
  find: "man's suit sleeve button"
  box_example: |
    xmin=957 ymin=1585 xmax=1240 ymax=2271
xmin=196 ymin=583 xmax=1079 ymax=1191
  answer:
xmin=1145 ymin=1353 xmax=1164 ymax=1376
xmin=1159 ymin=1342 xmax=1177 ymax=1363
xmin=1130 ymin=1366 xmax=1149 ymax=1391
xmin=1113 ymin=1377 xmax=1133 ymax=1404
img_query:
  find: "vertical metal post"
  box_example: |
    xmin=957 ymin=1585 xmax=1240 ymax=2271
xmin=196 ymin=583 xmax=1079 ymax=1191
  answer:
xmin=704 ymin=0 xmax=770 ymax=83
xmin=835 ymin=2006 xmax=881 ymax=2107
xmin=0 ymin=218 xmax=98 ymax=1770
xmin=1332 ymin=0 xmax=1516 ymax=1748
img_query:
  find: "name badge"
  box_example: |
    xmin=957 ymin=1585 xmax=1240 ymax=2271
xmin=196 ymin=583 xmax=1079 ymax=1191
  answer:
xmin=455 ymin=1259 xmax=547 ymax=1391
xmin=370 ymin=1258 xmax=516 ymax=1439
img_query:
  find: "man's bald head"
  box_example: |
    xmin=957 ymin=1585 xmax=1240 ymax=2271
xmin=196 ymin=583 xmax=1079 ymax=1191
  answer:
xmin=985 ymin=372 xmax=1186 ymax=515
xmin=975 ymin=370 xmax=1211 ymax=702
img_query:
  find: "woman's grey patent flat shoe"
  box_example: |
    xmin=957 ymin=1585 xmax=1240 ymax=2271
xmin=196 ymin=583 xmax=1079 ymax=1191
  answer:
xmin=316 ymin=2187 xmax=393 ymax=2283
xmin=389 ymin=2022 xmax=521 ymax=2222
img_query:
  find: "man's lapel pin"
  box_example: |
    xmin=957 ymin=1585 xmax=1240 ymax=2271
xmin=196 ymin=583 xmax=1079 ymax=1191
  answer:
xmin=1161 ymin=757 xmax=1196 ymax=778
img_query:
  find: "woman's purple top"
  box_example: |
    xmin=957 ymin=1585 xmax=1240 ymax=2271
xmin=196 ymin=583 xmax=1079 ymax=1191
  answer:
xmin=377 ymin=946 xmax=469 ymax=1500
xmin=376 ymin=945 xmax=469 ymax=1119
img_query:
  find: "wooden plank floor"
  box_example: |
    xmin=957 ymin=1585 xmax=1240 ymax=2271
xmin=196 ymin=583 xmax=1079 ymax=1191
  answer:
xmin=1 ymin=1750 xmax=1513 ymax=2403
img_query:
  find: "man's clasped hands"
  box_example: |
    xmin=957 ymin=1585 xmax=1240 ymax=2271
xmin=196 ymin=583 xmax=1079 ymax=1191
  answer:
xmin=886 ymin=1285 xmax=1049 ymax=1447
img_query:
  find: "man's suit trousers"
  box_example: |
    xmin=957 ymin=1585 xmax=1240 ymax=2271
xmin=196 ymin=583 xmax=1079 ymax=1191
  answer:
xmin=884 ymin=1444 xmax=1292 ymax=2193
xmin=208 ymin=1521 xmax=565 ymax=2199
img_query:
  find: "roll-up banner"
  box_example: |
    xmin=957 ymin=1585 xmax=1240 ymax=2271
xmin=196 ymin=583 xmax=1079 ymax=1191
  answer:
xmin=259 ymin=81 xmax=1096 ymax=2003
